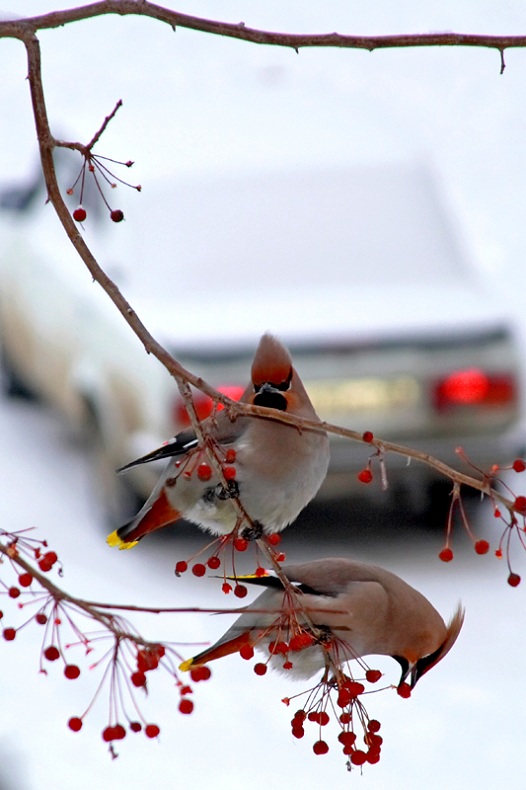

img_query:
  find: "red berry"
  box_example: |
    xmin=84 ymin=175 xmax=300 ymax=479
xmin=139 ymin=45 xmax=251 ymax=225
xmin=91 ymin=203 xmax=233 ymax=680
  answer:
xmin=344 ymin=681 xmax=365 ymax=697
xmin=366 ymin=668 xmax=382 ymax=683
xmin=190 ymin=665 xmax=211 ymax=682
xmin=397 ymin=682 xmax=412 ymax=698
xmin=366 ymin=732 xmax=383 ymax=748
xmin=113 ymin=724 xmax=126 ymax=740
xmin=338 ymin=731 xmax=357 ymax=746
xmin=131 ymin=671 xmax=147 ymax=687
xmin=225 ymin=449 xmax=236 ymax=463
xmin=514 ymin=495 xmax=526 ymax=514
xmin=282 ymin=660 xmax=293 ymax=670
xmin=255 ymin=566 xmax=267 ymax=577
xmin=339 ymin=712 xmax=352 ymax=725
xmin=508 ymin=572 xmax=521 ymax=587
xmin=234 ymin=584 xmax=248 ymax=598
xmin=175 ymin=561 xmax=188 ymax=575
xmin=197 ymin=463 xmax=212 ymax=481
xmin=439 ymin=547 xmax=454 ymax=562
xmin=350 ymin=750 xmax=367 ymax=766
xmin=222 ymin=582 xmax=232 ymax=594
xmin=44 ymin=645 xmax=60 ymax=661
xmin=3 ymin=628 xmax=16 ymax=641
xmin=289 ymin=633 xmax=314 ymax=651
xmin=43 ymin=551 xmax=58 ymax=565
xmin=313 ymin=740 xmax=329 ymax=755
xmin=0 ymin=611 xmax=2 ymax=620
xmin=73 ymin=206 xmax=87 ymax=222
xmin=367 ymin=750 xmax=381 ymax=764
xmin=145 ymin=724 xmax=160 ymax=738
xmin=8 ymin=587 xmax=20 ymax=599
xmin=266 ymin=533 xmax=281 ymax=545
xmin=318 ymin=711 xmax=330 ymax=726
xmin=36 ymin=613 xmax=47 ymax=625
xmin=192 ymin=563 xmax=206 ymax=577
xmin=206 ymin=556 xmax=221 ymax=570
xmin=233 ymin=537 xmax=248 ymax=552
xmin=291 ymin=726 xmax=305 ymax=739
xmin=18 ymin=573 xmax=33 ymax=587
xmin=68 ymin=717 xmax=83 ymax=732
xmin=474 ymin=539 xmax=490 ymax=555
xmin=269 ymin=640 xmax=289 ymax=655
xmin=178 ymin=699 xmax=194 ymax=715
xmin=362 ymin=431 xmax=374 ymax=443
xmin=102 ymin=726 xmax=116 ymax=742
xmin=513 ymin=459 xmax=526 ymax=472
xmin=357 ymin=468 xmax=373 ymax=484
xmin=130 ymin=721 xmax=142 ymax=733
xmin=239 ymin=644 xmax=254 ymax=660
xmin=368 ymin=719 xmax=381 ymax=733
xmin=64 ymin=665 xmax=81 ymax=680
xmin=254 ymin=663 xmax=267 ymax=676
xmin=110 ymin=209 xmax=124 ymax=223
xmin=223 ymin=465 xmax=236 ymax=480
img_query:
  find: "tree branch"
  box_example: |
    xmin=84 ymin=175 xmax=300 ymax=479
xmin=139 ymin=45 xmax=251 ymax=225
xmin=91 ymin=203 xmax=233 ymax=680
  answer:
xmin=2 ymin=1 xmax=526 ymax=62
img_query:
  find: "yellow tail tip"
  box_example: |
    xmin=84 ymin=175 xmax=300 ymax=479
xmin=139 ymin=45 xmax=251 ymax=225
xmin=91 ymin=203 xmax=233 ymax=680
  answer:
xmin=106 ymin=530 xmax=139 ymax=550
xmin=226 ymin=571 xmax=270 ymax=580
xmin=179 ymin=658 xmax=194 ymax=672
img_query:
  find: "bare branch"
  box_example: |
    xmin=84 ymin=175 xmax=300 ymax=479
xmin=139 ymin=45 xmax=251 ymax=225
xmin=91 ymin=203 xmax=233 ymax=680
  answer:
xmin=2 ymin=1 xmax=526 ymax=60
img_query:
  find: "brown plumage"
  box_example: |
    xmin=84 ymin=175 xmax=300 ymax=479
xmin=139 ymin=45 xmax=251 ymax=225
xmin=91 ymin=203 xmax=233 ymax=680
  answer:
xmin=107 ymin=334 xmax=330 ymax=549
xmin=180 ymin=557 xmax=464 ymax=687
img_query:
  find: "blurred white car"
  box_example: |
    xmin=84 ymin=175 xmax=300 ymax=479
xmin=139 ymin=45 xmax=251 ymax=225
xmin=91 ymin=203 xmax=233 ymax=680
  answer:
xmin=1 ymin=164 xmax=524 ymax=522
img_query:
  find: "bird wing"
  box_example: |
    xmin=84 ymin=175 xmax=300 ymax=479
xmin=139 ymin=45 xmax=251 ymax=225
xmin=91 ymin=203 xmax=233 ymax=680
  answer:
xmin=117 ymin=429 xmax=198 ymax=472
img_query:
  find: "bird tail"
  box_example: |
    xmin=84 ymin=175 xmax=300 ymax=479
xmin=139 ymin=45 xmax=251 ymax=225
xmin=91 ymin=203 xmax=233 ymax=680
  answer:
xmin=179 ymin=630 xmax=253 ymax=672
xmin=106 ymin=491 xmax=182 ymax=550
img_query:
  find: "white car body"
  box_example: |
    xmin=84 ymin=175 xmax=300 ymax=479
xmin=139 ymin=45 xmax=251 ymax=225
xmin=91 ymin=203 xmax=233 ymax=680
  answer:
xmin=1 ymin=165 xmax=524 ymax=519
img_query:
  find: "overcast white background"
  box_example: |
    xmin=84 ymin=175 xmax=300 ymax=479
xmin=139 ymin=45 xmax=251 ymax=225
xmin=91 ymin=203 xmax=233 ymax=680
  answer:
xmin=1 ymin=2 xmax=526 ymax=789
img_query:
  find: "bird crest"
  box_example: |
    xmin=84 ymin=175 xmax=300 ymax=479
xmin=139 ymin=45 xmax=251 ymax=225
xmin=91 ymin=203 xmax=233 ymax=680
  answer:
xmin=251 ymin=333 xmax=293 ymax=389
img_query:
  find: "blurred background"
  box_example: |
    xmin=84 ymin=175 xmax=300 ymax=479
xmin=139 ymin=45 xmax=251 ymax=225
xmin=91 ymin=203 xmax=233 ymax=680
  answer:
xmin=1 ymin=2 xmax=526 ymax=788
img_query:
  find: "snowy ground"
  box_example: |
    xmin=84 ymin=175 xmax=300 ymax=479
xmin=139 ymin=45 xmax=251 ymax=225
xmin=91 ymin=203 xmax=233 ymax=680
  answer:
xmin=1 ymin=393 xmax=525 ymax=790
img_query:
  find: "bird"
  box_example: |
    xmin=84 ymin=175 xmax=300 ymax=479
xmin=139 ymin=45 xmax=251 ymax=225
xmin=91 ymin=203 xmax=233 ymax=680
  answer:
xmin=107 ymin=333 xmax=330 ymax=549
xmin=179 ymin=557 xmax=465 ymax=687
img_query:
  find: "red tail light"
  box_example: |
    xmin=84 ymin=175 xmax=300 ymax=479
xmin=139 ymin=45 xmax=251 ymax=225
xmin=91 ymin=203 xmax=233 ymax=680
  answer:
xmin=173 ymin=385 xmax=246 ymax=428
xmin=433 ymin=368 xmax=517 ymax=411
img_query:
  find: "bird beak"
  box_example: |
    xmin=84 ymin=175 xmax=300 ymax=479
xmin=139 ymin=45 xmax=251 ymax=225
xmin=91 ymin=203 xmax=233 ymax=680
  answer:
xmin=253 ymin=383 xmax=288 ymax=411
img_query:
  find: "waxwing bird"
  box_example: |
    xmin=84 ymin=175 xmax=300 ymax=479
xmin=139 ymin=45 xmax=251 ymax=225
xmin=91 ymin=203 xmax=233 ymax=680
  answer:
xmin=107 ymin=334 xmax=330 ymax=549
xmin=179 ymin=557 xmax=464 ymax=687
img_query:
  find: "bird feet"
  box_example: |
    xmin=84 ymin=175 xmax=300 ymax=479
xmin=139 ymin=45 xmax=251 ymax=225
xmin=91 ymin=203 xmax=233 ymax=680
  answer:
xmin=240 ymin=521 xmax=264 ymax=541
xmin=214 ymin=480 xmax=240 ymax=501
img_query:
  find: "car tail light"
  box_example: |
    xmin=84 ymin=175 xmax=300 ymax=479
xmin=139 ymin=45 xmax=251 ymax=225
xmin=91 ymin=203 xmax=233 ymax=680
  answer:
xmin=433 ymin=368 xmax=517 ymax=412
xmin=173 ymin=384 xmax=246 ymax=428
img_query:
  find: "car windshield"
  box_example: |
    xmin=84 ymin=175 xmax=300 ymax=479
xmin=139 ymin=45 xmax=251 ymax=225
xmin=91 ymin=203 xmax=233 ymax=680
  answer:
xmin=112 ymin=165 xmax=470 ymax=301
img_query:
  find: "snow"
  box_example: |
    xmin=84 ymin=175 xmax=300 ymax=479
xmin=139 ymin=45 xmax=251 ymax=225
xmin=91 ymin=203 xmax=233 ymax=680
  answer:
xmin=1 ymin=394 xmax=525 ymax=790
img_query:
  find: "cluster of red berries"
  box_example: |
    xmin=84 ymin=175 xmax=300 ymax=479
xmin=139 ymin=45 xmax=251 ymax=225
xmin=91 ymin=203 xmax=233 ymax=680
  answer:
xmin=285 ymin=674 xmax=385 ymax=768
xmin=1 ymin=536 xmax=62 ymax=641
xmin=68 ymin=716 xmax=161 ymax=742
